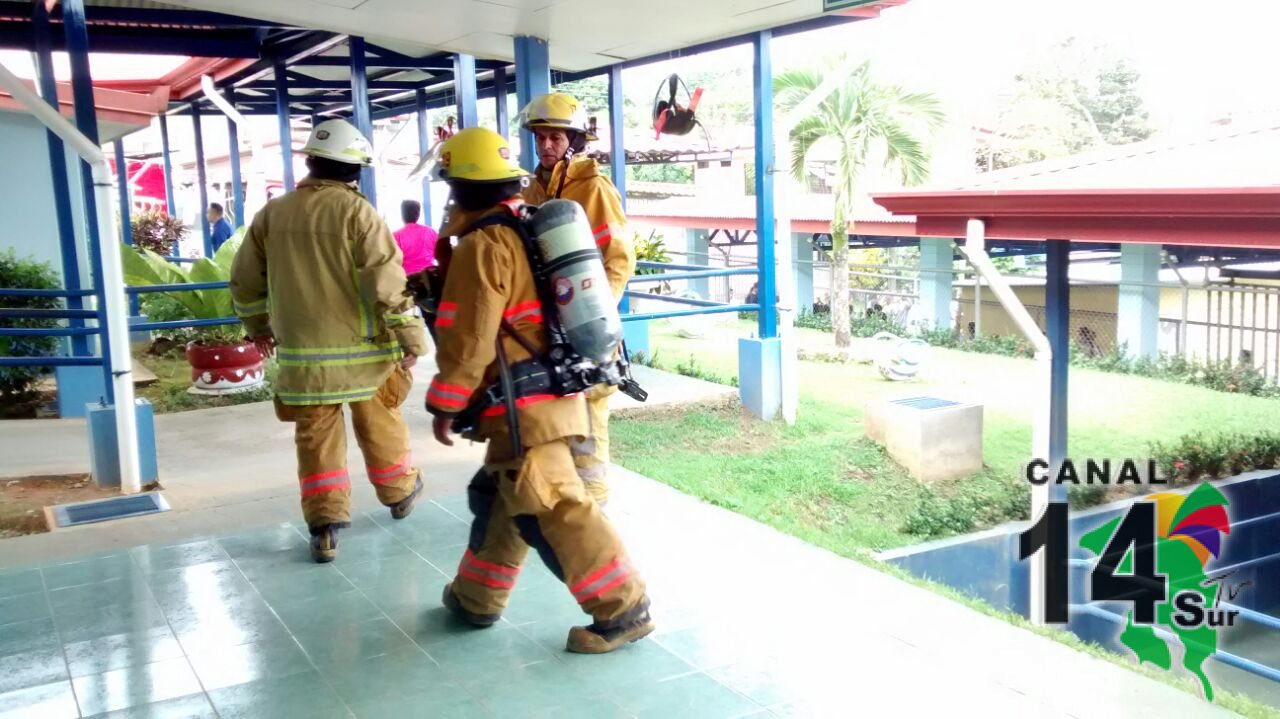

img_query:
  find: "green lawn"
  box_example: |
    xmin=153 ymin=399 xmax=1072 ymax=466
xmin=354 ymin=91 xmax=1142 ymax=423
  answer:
xmin=133 ymin=349 xmax=275 ymax=414
xmin=613 ymin=318 xmax=1280 ymax=549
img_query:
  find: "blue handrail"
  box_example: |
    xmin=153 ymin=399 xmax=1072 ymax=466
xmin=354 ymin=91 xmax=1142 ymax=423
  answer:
xmin=126 ymin=281 xmax=228 ymax=294
xmin=629 ymin=268 xmax=757 ymax=282
xmin=0 ymin=287 xmax=97 ymax=298
xmin=0 ymin=308 xmax=99 ymax=320
xmin=0 ymin=326 xmax=99 ymax=338
xmin=0 ymin=356 xmax=102 ymax=368
xmin=131 ymin=317 xmax=239 ymax=332
xmin=624 ymin=304 xmax=758 ymax=322
xmin=624 ymin=291 xmax=733 ymax=309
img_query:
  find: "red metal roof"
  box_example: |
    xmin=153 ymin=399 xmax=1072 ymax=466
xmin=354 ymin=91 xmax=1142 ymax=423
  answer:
xmin=871 ymin=187 xmax=1280 ymax=249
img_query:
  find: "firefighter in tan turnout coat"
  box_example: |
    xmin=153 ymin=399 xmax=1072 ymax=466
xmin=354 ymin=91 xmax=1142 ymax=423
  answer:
xmin=425 ymin=127 xmax=654 ymax=654
xmin=230 ymin=119 xmax=429 ymax=563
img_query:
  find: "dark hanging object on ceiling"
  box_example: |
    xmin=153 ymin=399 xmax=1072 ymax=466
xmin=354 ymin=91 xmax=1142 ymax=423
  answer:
xmin=651 ymin=73 xmax=705 ymax=141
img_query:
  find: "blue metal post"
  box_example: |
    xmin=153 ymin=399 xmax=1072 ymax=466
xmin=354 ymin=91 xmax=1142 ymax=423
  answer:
xmin=608 ymin=64 xmax=627 ymax=211
xmin=513 ymin=36 xmax=551 ymax=172
xmin=33 ymin=0 xmax=88 ymax=356
xmin=158 ymin=114 xmax=177 ymax=217
xmin=494 ymin=66 xmax=509 ymax=139
xmin=454 ymin=54 xmax=478 ymax=129
xmin=191 ymin=104 xmax=213 ymax=257
xmin=226 ymin=89 xmax=245 ymax=228
xmin=63 ymin=0 xmax=113 ymax=401
xmin=273 ymin=59 xmax=295 ymax=191
xmin=1046 ymin=240 xmax=1070 ymax=504
xmin=414 ymin=89 xmax=433 ymax=226
xmin=752 ymin=30 xmax=777 ymax=339
xmin=114 ymin=140 xmax=140 ymax=317
xmin=608 ymin=63 xmax=632 ymax=318
xmin=349 ymin=36 xmax=377 ymax=208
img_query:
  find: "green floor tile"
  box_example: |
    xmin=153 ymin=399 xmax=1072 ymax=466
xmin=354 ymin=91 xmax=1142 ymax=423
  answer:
xmin=553 ymin=633 xmax=697 ymax=687
xmin=65 ymin=627 xmax=185 ymax=679
xmin=358 ymin=568 xmax=450 ymax=610
xmin=216 ymin=526 xmax=306 ymax=560
xmin=71 ymin=657 xmax=203 ymax=716
xmin=611 ymin=672 xmax=761 ymax=719
xmin=54 ymin=601 xmax=169 ymax=645
xmin=292 ymin=617 xmax=416 ymax=670
xmin=48 ymin=575 xmax=156 ymax=617
xmin=426 ymin=624 xmax=553 ymax=677
xmin=83 ymin=693 xmax=217 ymax=719
xmin=464 ymin=658 xmax=603 ymax=715
xmin=0 ymin=617 xmax=58 ymax=656
xmin=322 ymin=646 xmax=458 ymax=707
xmin=497 ymin=590 xmax=587 ymax=627
xmin=186 ymin=637 xmax=312 ymax=691
xmin=146 ymin=562 xmax=256 ymax=613
xmin=330 ymin=535 xmax=416 ymax=565
xmin=378 ymin=600 xmax=498 ymax=647
xmin=0 ymin=591 xmax=50 ymax=625
xmin=233 ymin=550 xmax=326 ymax=583
xmin=42 ymin=554 xmax=138 ymax=590
xmin=207 ymin=670 xmax=352 ymax=719
xmin=0 ymin=648 xmax=67 ymax=694
xmin=707 ymin=663 xmax=794 ymax=708
xmin=250 ymin=565 xmax=354 ymax=608
xmin=336 ymin=555 xmax=444 ymax=591
xmin=655 ymin=626 xmax=755 ymax=671
xmin=0 ymin=680 xmax=78 ymax=719
xmin=130 ymin=540 xmax=229 ymax=574
xmin=0 ymin=569 xmax=43 ymax=600
xmin=273 ymin=589 xmax=381 ymax=633
xmin=173 ymin=609 xmax=292 ymax=656
xmin=348 ymin=695 xmax=490 ymax=719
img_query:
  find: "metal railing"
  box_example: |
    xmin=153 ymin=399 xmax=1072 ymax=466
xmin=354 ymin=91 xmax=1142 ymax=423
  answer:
xmin=624 ymin=262 xmax=759 ymax=322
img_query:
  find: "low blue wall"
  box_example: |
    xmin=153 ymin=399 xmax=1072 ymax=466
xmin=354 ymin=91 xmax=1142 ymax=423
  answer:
xmin=880 ymin=471 xmax=1280 ymax=697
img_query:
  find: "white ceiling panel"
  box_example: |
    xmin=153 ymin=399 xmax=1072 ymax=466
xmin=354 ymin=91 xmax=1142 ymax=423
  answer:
xmin=163 ymin=0 xmax=843 ymax=71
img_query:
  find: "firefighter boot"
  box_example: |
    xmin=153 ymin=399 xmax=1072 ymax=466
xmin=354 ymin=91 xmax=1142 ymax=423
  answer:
xmin=309 ymin=524 xmax=342 ymax=563
xmin=566 ymin=596 xmax=655 ymax=654
xmin=442 ymin=582 xmax=501 ymax=627
xmin=390 ymin=476 xmax=425 ymax=520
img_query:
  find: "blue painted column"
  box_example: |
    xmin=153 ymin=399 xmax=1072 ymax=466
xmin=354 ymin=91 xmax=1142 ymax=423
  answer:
xmin=349 ymin=37 xmax=377 ymax=208
xmin=494 ymin=67 xmax=510 ymax=139
xmin=63 ymin=0 xmax=113 ymax=402
xmin=454 ymin=54 xmax=478 ymax=129
xmin=191 ymin=104 xmax=213 ymax=257
xmin=919 ymin=237 xmax=955 ymax=331
xmin=740 ymin=29 xmax=781 ymax=420
xmin=752 ymin=30 xmax=777 ymax=340
xmin=607 ymin=64 xmax=627 ymax=204
xmin=513 ymin=36 xmax=551 ymax=173
xmin=158 ymin=114 xmax=177 ymax=218
xmin=685 ymin=229 xmax=710 ymax=297
xmin=33 ymin=0 xmax=87 ymax=357
xmin=414 ymin=89 xmax=433 ymax=226
xmin=1045 ymin=240 xmax=1070 ymax=505
xmin=1118 ymin=243 xmax=1160 ymax=358
xmin=114 ymin=141 xmax=140 ymax=313
xmin=226 ymin=89 xmax=245 ymax=228
xmin=793 ymin=233 xmax=814 ymax=315
xmin=273 ymin=60 xmax=295 ymax=191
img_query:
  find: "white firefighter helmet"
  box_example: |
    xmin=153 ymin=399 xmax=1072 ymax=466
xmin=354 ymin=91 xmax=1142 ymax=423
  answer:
xmin=300 ymin=119 xmax=374 ymax=166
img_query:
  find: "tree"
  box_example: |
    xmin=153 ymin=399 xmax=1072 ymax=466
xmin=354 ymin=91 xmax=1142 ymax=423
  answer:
xmin=776 ymin=57 xmax=944 ymax=348
xmin=980 ymin=39 xmax=1153 ymax=171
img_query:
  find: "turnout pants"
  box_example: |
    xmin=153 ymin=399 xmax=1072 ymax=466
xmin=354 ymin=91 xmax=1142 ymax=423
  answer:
xmin=573 ymin=384 xmax=616 ymax=505
xmin=274 ymin=367 xmax=420 ymax=531
xmin=451 ymin=434 xmax=648 ymax=626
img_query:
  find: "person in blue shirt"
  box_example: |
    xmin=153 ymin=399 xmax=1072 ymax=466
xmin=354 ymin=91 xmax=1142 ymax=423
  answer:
xmin=208 ymin=202 xmax=234 ymax=252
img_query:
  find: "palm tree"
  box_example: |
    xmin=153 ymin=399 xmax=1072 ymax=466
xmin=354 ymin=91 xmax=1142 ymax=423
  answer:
xmin=775 ymin=57 xmax=945 ymax=348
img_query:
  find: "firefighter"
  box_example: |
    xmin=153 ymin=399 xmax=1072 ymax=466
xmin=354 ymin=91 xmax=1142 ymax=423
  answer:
xmin=230 ymin=119 xmax=429 ymax=563
xmin=425 ymin=127 xmax=654 ymax=654
xmin=518 ymin=92 xmax=636 ymax=507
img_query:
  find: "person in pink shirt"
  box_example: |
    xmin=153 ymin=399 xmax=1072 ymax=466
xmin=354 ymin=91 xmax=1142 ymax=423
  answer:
xmin=393 ymin=200 xmax=437 ymax=276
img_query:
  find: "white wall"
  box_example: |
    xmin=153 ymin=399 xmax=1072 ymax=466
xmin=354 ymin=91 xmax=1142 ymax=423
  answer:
xmin=0 ymin=110 xmax=90 ymax=290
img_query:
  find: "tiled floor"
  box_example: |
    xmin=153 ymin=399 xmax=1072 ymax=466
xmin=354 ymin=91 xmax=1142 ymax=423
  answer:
xmin=0 ymin=471 xmax=1240 ymax=718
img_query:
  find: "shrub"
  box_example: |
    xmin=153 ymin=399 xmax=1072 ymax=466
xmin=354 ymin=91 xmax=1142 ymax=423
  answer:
xmin=1147 ymin=431 xmax=1280 ymax=484
xmin=120 ymin=228 xmax=246 ymax=344
xmin=903 ymin=473 xmax=1029 ymax=538
xmin=0 ymin=250 xmax=63 ymax=416
xmin=130 ymin=210 xmax=189 ymax=256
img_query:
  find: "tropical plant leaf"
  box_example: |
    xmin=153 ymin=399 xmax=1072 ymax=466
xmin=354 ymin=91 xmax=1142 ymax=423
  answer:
xmin=213 ymin=227 xmax=246 ymax=276
xmin=120 ymin=245 xmax=206 ymax=318
xmin=188 ymin=258 xmax=233 ymax=320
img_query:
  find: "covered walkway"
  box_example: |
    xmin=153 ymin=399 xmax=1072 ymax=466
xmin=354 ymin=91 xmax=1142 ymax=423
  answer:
xmin=0 ymin=368 xmax=1231 ymax=718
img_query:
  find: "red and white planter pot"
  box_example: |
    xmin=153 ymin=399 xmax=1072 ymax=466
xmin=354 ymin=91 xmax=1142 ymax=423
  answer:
xmin=185 ymin=341 xmax=266 ymax=395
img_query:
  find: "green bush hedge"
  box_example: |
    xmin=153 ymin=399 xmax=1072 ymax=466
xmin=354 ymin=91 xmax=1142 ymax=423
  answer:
xmin=0 ymin=250 xmax=63 ymax=416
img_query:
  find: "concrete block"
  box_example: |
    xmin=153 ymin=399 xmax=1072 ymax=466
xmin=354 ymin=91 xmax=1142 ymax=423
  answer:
xmin=739 ymin=337 xmax=781 ymax=420
xmin=55 ymin=365 xmax=107 ymax=418
xmin=865 ymin=396 xmax=983 ymax=482
xmin=87 ymin=399 xmax=159 ymax=488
